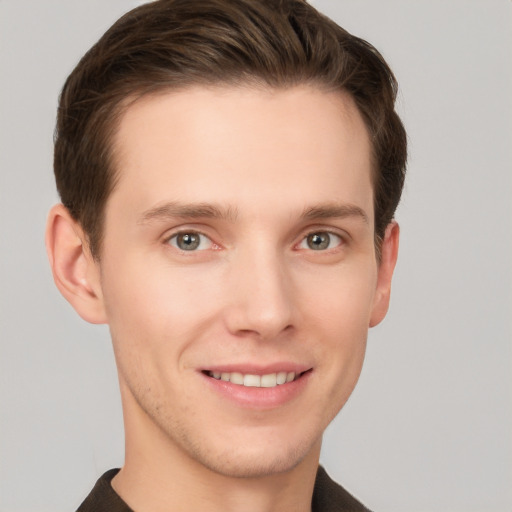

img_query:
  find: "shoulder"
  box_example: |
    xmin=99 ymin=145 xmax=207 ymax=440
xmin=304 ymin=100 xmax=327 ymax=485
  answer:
xmin=312 ymin=466 xmax=373 ymax=512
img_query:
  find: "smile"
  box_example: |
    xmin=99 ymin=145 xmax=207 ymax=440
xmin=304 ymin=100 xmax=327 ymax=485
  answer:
xmin=204 ymin=370 xmax=309 ymax=388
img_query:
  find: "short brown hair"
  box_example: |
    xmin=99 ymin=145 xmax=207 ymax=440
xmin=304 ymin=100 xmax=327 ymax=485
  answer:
xmin=54 ymin=0 xmax=407 ymax=258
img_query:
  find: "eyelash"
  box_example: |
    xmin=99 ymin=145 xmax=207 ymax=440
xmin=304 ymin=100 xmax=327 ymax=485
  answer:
xmin=296 ymin=231 xmax=345 ymax=252
xmin=166 ymin=230 xmax=217 ymax=252
xmin=165 ymin=229 xmax=346 ymax=253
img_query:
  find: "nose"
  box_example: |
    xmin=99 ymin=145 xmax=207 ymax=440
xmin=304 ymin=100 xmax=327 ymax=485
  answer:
xmin=223 ymin=245 xmax=295 ymax=340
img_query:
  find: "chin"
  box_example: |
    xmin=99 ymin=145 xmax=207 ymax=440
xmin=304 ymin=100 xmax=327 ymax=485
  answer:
xmin=194 ymin=444 xmax=313 ymax=479
xmin=179 ymin=425 xmax=322 ymax=479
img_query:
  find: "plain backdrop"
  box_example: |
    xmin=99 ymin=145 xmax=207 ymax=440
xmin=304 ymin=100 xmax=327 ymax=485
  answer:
xmin=1 ymin=1 xmax=511 ymax=511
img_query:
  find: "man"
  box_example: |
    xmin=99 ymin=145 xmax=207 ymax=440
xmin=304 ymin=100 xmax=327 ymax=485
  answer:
xmin=45 ymin=0 xmax=406 ymax=510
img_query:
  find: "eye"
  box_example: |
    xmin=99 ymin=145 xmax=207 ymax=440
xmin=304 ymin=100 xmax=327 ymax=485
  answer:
xmin=168 ymin=232 xmax=213 ymax=251
xmin=299 ymin=231 xmax=343 ymax=251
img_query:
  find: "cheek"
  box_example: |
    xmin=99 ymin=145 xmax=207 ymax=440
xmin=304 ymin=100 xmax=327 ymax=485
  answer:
xmin=300 ymin=263 xmax=377 ymax=393
xmin=300 ymin=260 xmax=378 ymax=330
xmin=100 ymin=254 xmax=222 ymax=353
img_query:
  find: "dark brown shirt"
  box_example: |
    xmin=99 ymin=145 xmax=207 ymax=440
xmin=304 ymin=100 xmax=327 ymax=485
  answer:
xmin=76 ymin=466 xmax=372 ymax=512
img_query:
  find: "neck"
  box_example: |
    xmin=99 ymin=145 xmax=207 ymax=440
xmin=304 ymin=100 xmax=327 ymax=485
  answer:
xmin=112 ymin=385 xmax=321 ymax=512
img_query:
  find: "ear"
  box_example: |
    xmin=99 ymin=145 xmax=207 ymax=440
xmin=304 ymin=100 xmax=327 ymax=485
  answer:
xmin=45 ymin=204 xmax=107 ymax=324
xmin=369 ymin=221 xmax=400 ymax=328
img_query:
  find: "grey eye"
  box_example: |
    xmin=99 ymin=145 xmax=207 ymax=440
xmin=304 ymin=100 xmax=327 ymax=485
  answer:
xmin=177 ymin=233 xmax=200 ymax=250
xmin=300 ymin=232 xmax=342 ymax=251
xmin=307 ymin=232 xmax=330 ymax=250
xmin=169 ymin=232 xmax=211 ymax=251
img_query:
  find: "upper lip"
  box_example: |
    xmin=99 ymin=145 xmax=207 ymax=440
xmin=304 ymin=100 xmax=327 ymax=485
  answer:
xmin=201 ymin=363 xmax=312 ymax=375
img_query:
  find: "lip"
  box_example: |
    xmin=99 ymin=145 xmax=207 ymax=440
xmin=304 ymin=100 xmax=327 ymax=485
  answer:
xmin=199 ymin=364 xmax=313 ymax=409
xmin=203 ymin=362 xmax=311 ymax=375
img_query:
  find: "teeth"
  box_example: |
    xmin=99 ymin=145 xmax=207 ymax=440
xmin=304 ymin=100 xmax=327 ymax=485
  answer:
xmin=230 ymin=372 xmax=244 ymax=385
xmin=261 ymin=373 xmax=277 ymax=388
xmin=276 ymin=372 xmax=287 ymax=385
xmin=208 ymin=371 xmax=298 ymax=388
xmin=243 ymin=374 xmax=261 ymax=387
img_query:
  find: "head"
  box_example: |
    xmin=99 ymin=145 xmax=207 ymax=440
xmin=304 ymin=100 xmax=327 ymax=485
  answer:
xmin=47 ymin=0 xmax=406 ymax=484
xmin=54 ymin=0 xmax=406 ymax=261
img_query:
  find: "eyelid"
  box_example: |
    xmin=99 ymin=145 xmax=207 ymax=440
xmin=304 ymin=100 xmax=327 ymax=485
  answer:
xmin=164 ymin=228 xmax=220 ymax=252
xmin=295 ymin=228 xmax=347 ymax=251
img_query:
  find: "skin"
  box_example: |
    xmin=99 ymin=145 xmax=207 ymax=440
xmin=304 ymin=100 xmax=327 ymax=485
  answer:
xmin=46 ymin=85 xmax=399 ymax=512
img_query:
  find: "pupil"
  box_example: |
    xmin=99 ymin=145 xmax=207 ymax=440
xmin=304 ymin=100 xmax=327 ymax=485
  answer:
xmin=178 ymin=233 xmax=200 ymax=250
xmin=308 ymin=232 xmax=329 ymax=250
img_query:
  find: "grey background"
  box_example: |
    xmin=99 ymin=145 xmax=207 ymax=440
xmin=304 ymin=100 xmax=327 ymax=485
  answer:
xmin=1 ymin=1 xmax=511 ymax=511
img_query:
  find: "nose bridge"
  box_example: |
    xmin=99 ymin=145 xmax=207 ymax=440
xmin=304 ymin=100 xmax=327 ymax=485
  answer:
xmin=225 ymin=238 xmax=294 ymax=339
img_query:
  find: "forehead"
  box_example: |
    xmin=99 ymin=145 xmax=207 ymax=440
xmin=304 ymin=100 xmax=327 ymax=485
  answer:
xmin=109 ymin=85 xmax=374 ymax=222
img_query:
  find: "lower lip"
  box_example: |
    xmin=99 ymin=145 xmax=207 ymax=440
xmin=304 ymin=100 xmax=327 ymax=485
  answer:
xmin=200 ymin=371 xmax=312 ymax=409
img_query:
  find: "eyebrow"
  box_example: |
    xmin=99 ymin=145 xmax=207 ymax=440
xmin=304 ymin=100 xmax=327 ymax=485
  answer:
xmin=138 ymin=201 xmax=239 ymax=224
xmin=301 ymin=203 xmax=370 ymax=224
xmin=138 ymin=200 xmax=369 ymax=226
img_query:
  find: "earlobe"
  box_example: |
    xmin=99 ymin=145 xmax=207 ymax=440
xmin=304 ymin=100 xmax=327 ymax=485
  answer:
xmin=369 ymin=221 xmax=400 ymax=328
xmin=45 ymin=204 xmax=107 ymax=324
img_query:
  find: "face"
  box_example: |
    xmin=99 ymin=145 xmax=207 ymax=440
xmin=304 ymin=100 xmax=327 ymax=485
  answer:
xmin=94 ymin=85 xmax=392 ymax=478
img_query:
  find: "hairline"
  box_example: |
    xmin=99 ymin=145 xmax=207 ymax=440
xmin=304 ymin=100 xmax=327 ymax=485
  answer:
xmin=89 ymin=80 xmax=382 ymax=261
